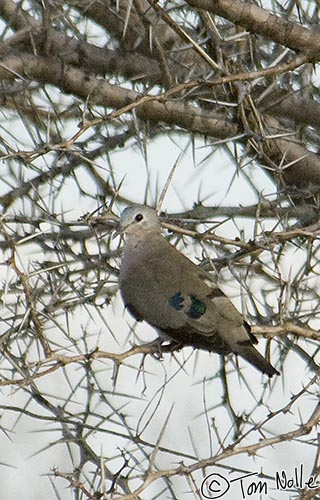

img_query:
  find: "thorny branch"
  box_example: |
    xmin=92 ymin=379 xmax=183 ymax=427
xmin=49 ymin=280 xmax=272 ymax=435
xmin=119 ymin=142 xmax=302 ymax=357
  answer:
xmin=0 ymin=0 xmax=320 ymax=499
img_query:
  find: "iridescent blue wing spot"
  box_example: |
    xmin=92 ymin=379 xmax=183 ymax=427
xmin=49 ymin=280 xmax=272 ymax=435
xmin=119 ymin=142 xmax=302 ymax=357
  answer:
xmin=168 ymin=292 xmax=184 ymax=310
xmin=188 ymin=294 xmax=206 ymax=319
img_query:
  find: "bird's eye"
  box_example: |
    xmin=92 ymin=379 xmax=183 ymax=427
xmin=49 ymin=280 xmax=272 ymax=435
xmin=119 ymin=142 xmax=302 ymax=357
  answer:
xmin=135 ymin=213 xmax=143 ymax=222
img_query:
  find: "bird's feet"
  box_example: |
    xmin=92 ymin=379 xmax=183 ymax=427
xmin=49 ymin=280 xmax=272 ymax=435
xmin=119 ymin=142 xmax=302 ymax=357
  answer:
xmin=148 ymin=338 xmax=183 ymax=359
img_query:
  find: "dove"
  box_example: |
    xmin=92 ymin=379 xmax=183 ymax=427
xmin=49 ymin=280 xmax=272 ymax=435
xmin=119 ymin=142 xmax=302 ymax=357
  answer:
xmin=117 ymin=205 xmax=279 ymax=377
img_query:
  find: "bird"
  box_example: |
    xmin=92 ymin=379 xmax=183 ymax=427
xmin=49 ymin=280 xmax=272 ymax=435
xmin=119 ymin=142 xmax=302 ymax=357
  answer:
xmin=117 ymin=205 xmax=279 ymax=377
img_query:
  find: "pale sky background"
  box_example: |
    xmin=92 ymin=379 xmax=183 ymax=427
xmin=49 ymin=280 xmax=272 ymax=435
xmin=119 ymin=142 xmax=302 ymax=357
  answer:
xmin=0 ymin=10 xmax=319 ymax=499
xmin=0 ymin=130 xmax=317 ymax=500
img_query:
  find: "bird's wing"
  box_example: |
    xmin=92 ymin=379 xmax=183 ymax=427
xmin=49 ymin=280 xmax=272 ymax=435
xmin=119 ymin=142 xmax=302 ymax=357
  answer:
xmin=120 ymin=234 xmax=244 ymax=349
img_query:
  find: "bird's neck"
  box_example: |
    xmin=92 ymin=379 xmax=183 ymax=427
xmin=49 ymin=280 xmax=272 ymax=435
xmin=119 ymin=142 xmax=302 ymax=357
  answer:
xmin=124 ymin=230 xmax=161 ymax=252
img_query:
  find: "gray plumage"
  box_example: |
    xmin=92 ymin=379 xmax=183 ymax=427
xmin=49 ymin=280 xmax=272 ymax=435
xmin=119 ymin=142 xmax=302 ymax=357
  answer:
xmin=118 ymin=205 xmax=279 ymax=377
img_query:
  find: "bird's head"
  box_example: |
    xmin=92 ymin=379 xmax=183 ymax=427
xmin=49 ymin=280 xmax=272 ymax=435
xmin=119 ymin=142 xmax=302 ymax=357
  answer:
xmin=115 ymin=205 xmax=161 ymax=236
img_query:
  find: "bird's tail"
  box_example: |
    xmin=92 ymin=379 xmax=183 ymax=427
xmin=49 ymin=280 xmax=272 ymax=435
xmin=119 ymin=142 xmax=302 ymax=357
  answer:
xmin=236 ymin=343 xmax=279 ymax=377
